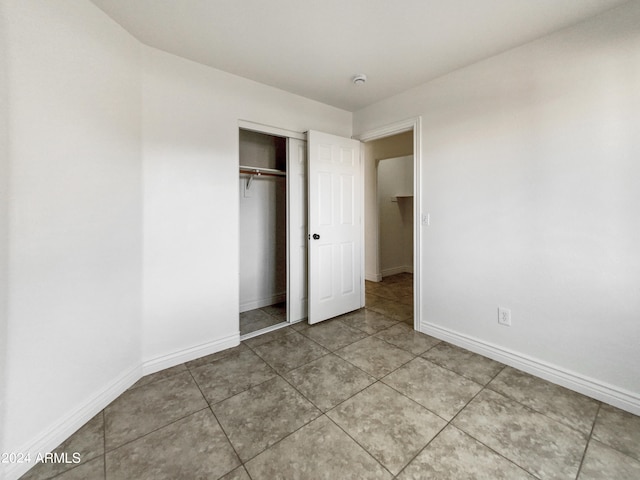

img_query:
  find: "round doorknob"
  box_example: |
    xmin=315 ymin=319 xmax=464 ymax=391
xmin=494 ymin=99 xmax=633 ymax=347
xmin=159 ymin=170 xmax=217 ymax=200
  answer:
xmin=312 ymin=233 xmax=320 ymax=240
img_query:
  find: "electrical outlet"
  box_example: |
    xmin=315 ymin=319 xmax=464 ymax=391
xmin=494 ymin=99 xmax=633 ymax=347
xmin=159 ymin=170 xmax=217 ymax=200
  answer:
xmin=421 ymin=213 xmax=430 ymax=226
xmin=498 ymin=307 xmax=511 ymax=326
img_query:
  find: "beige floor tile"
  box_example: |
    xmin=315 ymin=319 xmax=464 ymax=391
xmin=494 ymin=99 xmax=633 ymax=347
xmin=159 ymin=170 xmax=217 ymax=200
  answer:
xmin=422 ymin=342 xmax=504 ymax=385
xmin=48 ymin=457 xmax=105 ymax=480
xmin=327 ymin=383 xmax=446 ymax=475
xmin=338 ymin=308 xmax=398 ymax=334
xmin=397 ymin=295 xmax=413 ymax=306
xmin=190 ymin=348 xmax=276 ymax=405
xmin=365 ymin=297 xmax=413 ymax=322
xmin=398 ymin=425 xmax=536 ymax=480
xmin=489 ymin=367 xmax=599 ymax=435
xmin=260 ymin=302 xmax=286 ymax=321
xmin=212 ymin=376 xmax=320 ymax=461
xmin=106 ymin=410 xmax=239 ymax=480
xmin=104 ymin=371 xmax=207 ymax=450
xmin=299 ymin=318 xmax=368 ymax=351
xmin=283 ymin=354 xmax=376 ymax=411
xmin=592 ymin=403 xmax=640 ymax=461
xmin=251 ymin=332 xmax=328 ymax=373
xmin=383 ymin=273 xmax=413 ymax=284
xmin=453 ymin=389 xmax=587 ymax=479
xmin=383 ymin=357 xmax=482 ymax=420
xmin=578 ymin=440 xmax=640 ymax=480
xmin=375 ymin=323 xmax=440 ymax=355
xmin=240 ymin=308 xmax=283 ymax=335
xmin=245 ymin=416 xmax=392 ymax=480
xmin=369 ymin=282 xmax=412 ymax=301
xmin=335 ymin=336 xmax=414 ymax=379
xmin=220 ymin=466 xmax=252 ymax=480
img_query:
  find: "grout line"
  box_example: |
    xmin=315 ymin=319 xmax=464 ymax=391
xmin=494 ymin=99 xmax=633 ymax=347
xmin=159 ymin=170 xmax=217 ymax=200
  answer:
xmin=91 ymin=274 xmax=634 ymax=479
xmin=393 ymin=420 xmax=449 ymax=479
xmin=323 ymin=413 xmax=396 ymax=478
xmin=277 ymin=372 xmax=328 ymax=416
xmin=204 ymin=372 xmax=279 ymax=409
xmin=219 ymin=383 xmax=324 ymax=467
xmin=483 ymin=380 xmax=598 ymax=438
xmin=102 ymin=410 xmax=107 ymax=479
xmin=575 ymin=402 xmax=601 ymax=480
xmin=102 ymin=406 xmax=211 ymax=455
xmin=205 ymin=404 xmax=243 ymax=474
xmin=442 ymin=384 xmax=542 ymax=479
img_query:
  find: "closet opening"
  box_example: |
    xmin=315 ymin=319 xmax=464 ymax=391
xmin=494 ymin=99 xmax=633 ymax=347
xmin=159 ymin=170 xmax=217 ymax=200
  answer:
xmin=239 ymin=129 xmax=288 ymax=336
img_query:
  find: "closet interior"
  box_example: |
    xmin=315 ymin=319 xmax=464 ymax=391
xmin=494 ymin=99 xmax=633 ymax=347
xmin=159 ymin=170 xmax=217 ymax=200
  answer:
xmin=239 ymin=129 xmax=288 ymax=336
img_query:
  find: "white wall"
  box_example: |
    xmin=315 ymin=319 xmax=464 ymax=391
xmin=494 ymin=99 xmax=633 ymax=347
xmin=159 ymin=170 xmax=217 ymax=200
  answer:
xmin=239 ymin=131 xmax=287 ymax=311
xmin=1 ymin=3 xmax=351 ymax=476
xmin=3 ymin=1 xmax=142 ymax=477
xmin=141 ymin=46 xmax=352 ymax=366
xmin=0 ymin=0 xmax=10 ymax=461
xmin=354 ymin=2 xmax=640 ymax=413
xmin=378 ymin=156 xmax=413 ymax=277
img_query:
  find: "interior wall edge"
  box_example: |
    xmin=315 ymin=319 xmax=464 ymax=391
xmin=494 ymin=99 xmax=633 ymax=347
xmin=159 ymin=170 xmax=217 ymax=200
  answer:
xmin=421 ymin=321 xmax=640 ymax=416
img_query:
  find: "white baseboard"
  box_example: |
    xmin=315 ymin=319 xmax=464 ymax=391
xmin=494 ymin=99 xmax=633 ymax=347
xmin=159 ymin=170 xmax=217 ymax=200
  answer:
xmin=6 ymin=333 xmax=241 ymax=480
xmin=381 ymin=265 xmax=413 ymax=277
xmin=240 ymin=293 xmax=286 ymax=313
xmin=5 ymin=364 xmax=141 ymax=480
xmin=142 ymin=333 xmax=240 ymax=375
xmin=365 ymin=272 xmax=382 ymax=282
xmin=420 ymin=321 xmax=640 ymax=416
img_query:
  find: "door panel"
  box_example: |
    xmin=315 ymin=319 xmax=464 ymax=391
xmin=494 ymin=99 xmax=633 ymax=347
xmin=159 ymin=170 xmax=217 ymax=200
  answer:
xmin=308 ymin=131 xmax=362 ymax=324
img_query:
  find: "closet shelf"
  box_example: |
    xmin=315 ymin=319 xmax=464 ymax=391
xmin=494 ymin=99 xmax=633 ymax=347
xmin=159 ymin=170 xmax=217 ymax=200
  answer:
xmin=240 ymin=165 xmax=286 ymax=190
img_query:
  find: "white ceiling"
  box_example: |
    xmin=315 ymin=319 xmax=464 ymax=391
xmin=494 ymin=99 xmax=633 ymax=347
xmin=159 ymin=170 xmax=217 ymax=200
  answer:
xmin=90 ymin=0 xmax=629 ymax=112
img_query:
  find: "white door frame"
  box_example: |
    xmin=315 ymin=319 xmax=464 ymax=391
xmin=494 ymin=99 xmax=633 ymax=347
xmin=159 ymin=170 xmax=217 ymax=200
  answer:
xmin=353 ymin=117 xmax=422 ymax=331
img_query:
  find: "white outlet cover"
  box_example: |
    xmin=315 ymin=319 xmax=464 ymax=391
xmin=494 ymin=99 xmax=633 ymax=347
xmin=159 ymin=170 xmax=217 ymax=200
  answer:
xmin=498 ymin=307 xmax=511 ymax=326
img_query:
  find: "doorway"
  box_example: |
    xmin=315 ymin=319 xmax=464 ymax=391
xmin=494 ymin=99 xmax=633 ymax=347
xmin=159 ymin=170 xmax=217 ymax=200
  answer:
xmin=356 ymin=118 xmax=421 ymax=330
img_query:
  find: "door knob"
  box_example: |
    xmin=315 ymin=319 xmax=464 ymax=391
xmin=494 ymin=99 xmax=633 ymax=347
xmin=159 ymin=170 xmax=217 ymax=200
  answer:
xmin=312 ymin=233 xmax=320 ymax=240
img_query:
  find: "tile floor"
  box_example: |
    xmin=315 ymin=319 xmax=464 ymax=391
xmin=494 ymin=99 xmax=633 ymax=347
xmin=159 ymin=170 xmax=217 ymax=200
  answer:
xmin=240 ymin=302 xmax=286 ymax=336
xmin=20 ymin=274 xmax=640 ymax=479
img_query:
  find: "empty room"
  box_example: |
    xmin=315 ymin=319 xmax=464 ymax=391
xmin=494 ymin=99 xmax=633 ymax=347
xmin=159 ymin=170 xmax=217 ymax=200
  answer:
xmin=1 ymin=1 xmax=639 ymax=479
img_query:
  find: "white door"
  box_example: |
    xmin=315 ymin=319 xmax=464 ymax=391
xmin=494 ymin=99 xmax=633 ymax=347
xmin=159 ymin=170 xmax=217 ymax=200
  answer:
xmin=287 ymin=138 xmax=307 ymax=323
xmin=308 ymin=130 xmax=362 ymax=324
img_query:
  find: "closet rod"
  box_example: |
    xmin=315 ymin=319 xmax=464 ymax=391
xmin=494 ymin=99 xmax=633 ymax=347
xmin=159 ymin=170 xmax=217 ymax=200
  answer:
xmin=239 ymin=165 xmax=286 ymax=177
xmin=240 ymin=165 xmax=285 ymax=190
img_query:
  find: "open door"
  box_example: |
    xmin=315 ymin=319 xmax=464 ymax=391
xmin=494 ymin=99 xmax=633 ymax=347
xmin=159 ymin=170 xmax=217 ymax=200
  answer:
xmin=307 ymin=130 xmax=362 ymax=324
